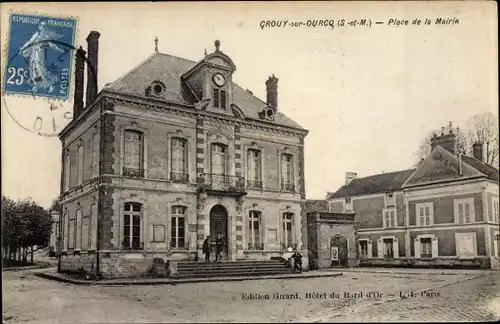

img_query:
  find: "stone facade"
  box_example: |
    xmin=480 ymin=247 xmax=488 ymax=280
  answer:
xmin=56 ymin=35 xmax=309 ymax=278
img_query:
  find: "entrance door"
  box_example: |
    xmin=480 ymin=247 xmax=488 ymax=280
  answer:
xmin=330 ymin=235 xmax=349 ymax=267
xmin=209 ymin=205 xmax=229 ymax=260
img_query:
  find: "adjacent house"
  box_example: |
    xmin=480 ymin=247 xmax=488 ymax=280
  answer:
xmin=325 ymin=123 xmax=499 ymax=269
xmin=57 ymin=33 xmax=309 ymax=278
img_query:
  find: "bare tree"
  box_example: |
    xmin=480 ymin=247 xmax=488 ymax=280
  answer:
xmin=464 ymin=112 xmax=498 ymax=167
xmin=413 ymin=112 xmax=498 ymax=168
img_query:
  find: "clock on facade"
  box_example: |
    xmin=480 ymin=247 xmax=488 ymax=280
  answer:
xmin=212 ymin=73 xmax=226 ymax=87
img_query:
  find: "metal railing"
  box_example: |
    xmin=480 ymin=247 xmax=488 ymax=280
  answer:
xmin=280 ymin=182 xmax=295 ymax=192
xmin=170 ymin=172 xmax=189 ymax=183
xmin=247 ymin=180 xmax=263 ymax=190
xmin=123 ymin=167 xmax=144 ymax=178
xmin=198 ymin=173 xmax=246 ymax=192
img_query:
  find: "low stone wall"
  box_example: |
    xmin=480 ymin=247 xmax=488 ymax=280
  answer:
xmin=359 ymin=257 xmax=491 ymax=269
xmin=60 ymin=253 xmax=97 ymax=273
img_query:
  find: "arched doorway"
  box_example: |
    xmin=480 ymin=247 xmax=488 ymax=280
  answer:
xmin=209 ymin=205 xmax=229 ymax=260
xmin=330 ymin=235 xmax=349 ymax=268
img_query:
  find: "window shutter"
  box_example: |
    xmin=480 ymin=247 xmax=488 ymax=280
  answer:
xmin=494 ymin=234 xmax=499 ymax=257
xmin=367 ymin=240 xmax=373 ymax=258
xmin=377 ymin=238 xmax=383 ymax=258
xmin=414 ymin=238 xmax=421 ymax=259
xmin=393 ymin=238 xmax=399 ymax=259
xmin=431 ymin=237 xmax=439 ymax=258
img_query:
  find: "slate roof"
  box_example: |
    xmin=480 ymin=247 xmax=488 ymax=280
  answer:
xmin=107 ymin=52 xmax=304 ymax=129
xmin=461 ymin=155 xmax=499 ymax=182
xmin=327 ymin=169 xmax=416 ymax=199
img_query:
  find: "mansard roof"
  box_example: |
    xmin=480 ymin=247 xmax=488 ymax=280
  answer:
xmin=106 ymin=52 xmax=304 ymax=130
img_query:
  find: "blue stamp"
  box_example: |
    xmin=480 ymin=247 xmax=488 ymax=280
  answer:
xmin=3 ymin=13 xmax=77 ymax=100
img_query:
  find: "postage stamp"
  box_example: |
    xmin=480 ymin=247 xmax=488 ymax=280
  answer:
xmin=2 ymin=13 xmax=77 ymax=100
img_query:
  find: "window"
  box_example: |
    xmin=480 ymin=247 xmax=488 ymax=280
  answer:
xmin=282 ymin=213 xmax=294 ymax=249
xmin=420 ymin=238 xmax=432 ymax=258
xmin=64 ymin=153 xmax=70 ymax=191
xmin=81 ymin=214 xmax=89 ymax=251
xmin=416 ymin=203 xmax=433 ymax=226
xmin=171 ymin=206 xmax=186 ymax=248
xmin=383 ymin=208 xmax=396 ymax=228
xmin=247 ymin=149 xmax=262 ymax=189
xmin=359 ymin=240 xmax=368 ymax=258
xmin=280 ymin=154 xmax=294 ymax=191
xmin=383 ymin=238 xmax=394 ymax=258
xmin=386 ymin=193 xmax=395 ymax=207
xmin=171 ymin=138 xmax=188 ymax=182
xmin=123 ymin=202 xmax=142 ymax=249
xmin=77 ymin=145 xmax=84 ymax=185
xmin=344 ymin=198 xmax=353 ymax=212
xmin=492 ymin=197 xmax=499 ymax=223
xmin=90 ymin=204 xmax=97 ymax=250
xmin=124 ymin=130 xmax=144 ymax=177
xmin=213 ymin=88 xmax=227 ymax=109
xmin=75 ymin=209 xmax=82 ymax=250
xmin=91 ymin=133 xmax=99 ymax=178
xmin=211 ymin=144 xmax=226 ymax=175
xmin=248 ymin=211 xmax=262 ymax=250
xmin=454 ymin=198 xmax=475 ymax=224
xmin=63 ymin=212 xmax=68 ymax=250
xmin=494 ymin=232 xmax=499 ymax=257
xmin=68 ymin=219 xmax=75 ymax=249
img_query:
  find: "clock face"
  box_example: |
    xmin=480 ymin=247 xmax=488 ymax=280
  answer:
xmin=213 ymin=73 xmax=226 ymax=87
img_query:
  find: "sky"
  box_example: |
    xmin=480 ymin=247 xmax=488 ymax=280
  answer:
xmin=1 ymin=1 xmax=498 ymax=208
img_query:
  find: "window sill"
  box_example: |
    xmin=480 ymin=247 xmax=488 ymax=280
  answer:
xmin=170 ymin=248 xmax=189 ymax=252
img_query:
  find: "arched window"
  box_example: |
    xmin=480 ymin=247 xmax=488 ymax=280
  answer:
xmin=248 ymin=211 xmax=262 ymax=250
xmin=282 ymin=212 xmax=294 ymax=249
xmin=124 ymin=130 xmax=144 ymax=177
xmin=77 ymin=145 xmax=84 ymax=185
xmin=91 ymin=133 xmax=99 ymax=178
xmin=123 ymin=202 xmax=142 ymax=249
xmin=171 ymin=206 xmax=186 ymax=248
xmin=63 ymin=211 xmax=68 ymax=251
xmin=64 ymin=153 xmax=70 ymax=191
xmin=75 ymin=209 xmax=83 ymax=250
xmin=247 ymin=149 xmax=262 ymax=189
xmin=280 ymin=154 xmax=294 ymax=192
xmin=171 ymin=138 xmax=188 ymax=181
xmin=211 ymin=143 xmax=227 ymax=175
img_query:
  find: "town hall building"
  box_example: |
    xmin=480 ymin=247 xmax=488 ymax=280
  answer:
xmin=57 ymin=32 xmax=308 ymax=278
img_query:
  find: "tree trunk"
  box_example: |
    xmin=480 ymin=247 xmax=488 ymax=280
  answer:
xmin=31 ymin=246 xmax=34 ymax=265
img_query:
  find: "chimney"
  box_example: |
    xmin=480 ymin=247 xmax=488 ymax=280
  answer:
xmin=345 ymin=172 xmax=357 ymax=186
xmin=265 ymin=74 xmax=278 ymax=109
xmin=472 ymin=142 xmax=484 ymax=162
xmin=85 ymin=31 xmax=100 ymax=106
xmin=73 ymin=46 xmax=86 ymax=118
xmin=430 ymin=121 xmax=456 ymax=154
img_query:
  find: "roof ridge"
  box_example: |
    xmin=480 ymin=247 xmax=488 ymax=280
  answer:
xmin=354 ymin=168 xmax=416 ymax=181
xmin=461 ymin=154 xmax=499 ymax=171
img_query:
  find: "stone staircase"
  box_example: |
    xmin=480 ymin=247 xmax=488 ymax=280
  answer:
xmin=173 ymin=259 xmax=294 ymax=279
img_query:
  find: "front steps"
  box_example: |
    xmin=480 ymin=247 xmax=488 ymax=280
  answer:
xmin=173 ymin=259 xmax=295 ymax=279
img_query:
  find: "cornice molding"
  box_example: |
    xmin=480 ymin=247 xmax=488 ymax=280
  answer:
xmin=101 ymin=90 xmax=308 ymax=137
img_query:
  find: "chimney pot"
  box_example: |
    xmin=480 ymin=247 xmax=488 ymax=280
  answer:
xmin=345 ymin=172 xmax=357 ymax=186
xmin=472 ymin=142 xmax=484 ymax=162
xmin=73 ymin=47 xmax=86 ymax=118
xmin=86 ymin=31 xmax=100 ymax=107
xmin=265 ymin=74 xmax=278 ymax=109
xmin=440 ymin=127 xmax=445 ymax=135
xmin=449 ymin=121 xmax=453 ymax=134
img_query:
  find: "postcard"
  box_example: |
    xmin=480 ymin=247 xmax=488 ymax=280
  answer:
xmin=1 ymin=1 xmax=498 ymax=323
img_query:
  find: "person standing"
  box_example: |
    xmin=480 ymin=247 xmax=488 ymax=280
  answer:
xmin=215 ymin=235 xmax=224 ymax=262
xmin=202 ymin=236 xmax=211 ymax=262
xmin=291 ymin=250 xmax=303 ymax=272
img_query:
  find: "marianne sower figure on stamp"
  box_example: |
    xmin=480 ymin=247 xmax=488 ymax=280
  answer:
xmin=19 ymin=21 xmax=65 ymax=94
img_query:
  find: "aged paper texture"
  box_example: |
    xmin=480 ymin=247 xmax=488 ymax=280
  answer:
xmin=1 ymin=1 xmax=499 ymax=323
